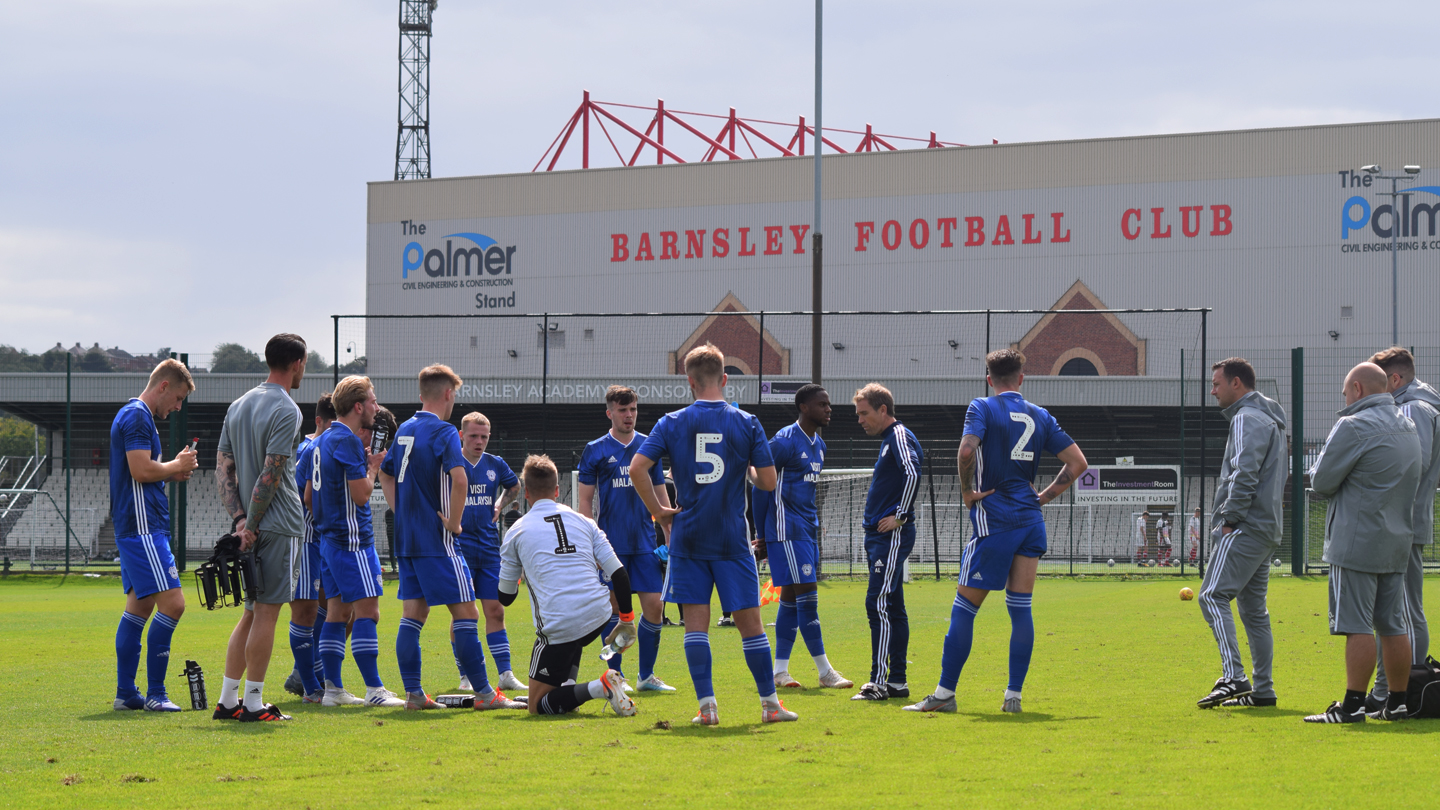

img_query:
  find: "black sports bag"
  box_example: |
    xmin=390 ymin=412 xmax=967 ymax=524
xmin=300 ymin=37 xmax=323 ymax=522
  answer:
xmin=1405 ymin=656 xmax=1440 ymax=718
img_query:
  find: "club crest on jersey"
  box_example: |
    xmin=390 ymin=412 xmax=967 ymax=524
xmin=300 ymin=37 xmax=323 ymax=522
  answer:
xmin=168 ymin=566 xmax=179 ymax=580
xmin=881 ymin=445 xmax=889 ymax=457
xmin=487 ymin=470 xmax=497 ymax=481
xmin=376 ymin=574 xmax=384 ymax=588
xmin=802 ymin=564 xmax=812 ymax=576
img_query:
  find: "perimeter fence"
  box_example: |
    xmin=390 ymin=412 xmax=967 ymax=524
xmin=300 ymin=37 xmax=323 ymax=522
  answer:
xmin=5 ymin=310 xmax=1438 ymax=575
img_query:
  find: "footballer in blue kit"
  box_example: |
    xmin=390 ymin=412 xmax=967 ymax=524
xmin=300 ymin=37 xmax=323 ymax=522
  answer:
xmin=631 ymin=343 xmax=797 ymax=725
xmin=577 ymin=385 xmax=676 ymax=692
xmin=851 ymin=383 xmax=924 ymax=702
xmin=906 ymin=349 xmax=1087 ymax=715
xmin=311 ymin=376 xmax=406 ymax=707
xmin=454 ymin=411 xmax=526 ymax=693
xmin=379 ymin=366 xmax=525 ymax=711
xmin=107 ymin=360 xmax=198 ymax=712
xmin=762 ymin=385 xmax=853 ymax=691
xmin=284 ymin=391 xmax=336 ymax=699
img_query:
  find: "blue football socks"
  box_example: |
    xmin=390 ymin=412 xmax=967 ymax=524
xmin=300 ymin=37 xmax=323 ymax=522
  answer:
xmin=741 ymin=633 xmax=777 ymax=699
xmin=319 ymin=620 xmax=348 ymax=688
xmin=453 ymin=619 xmax=490 ymax=693
xmin=351 ymin=618 xmax=382 ymax=689
xmin=601 ymin=614 xmax=624 ymax=677
xmin=396 ymin=618 xmax=424 ymax=694
xmin=637 ymin=616 xmax=663 ymax=681
xmin=289 ymin=621 xmax=320 ymax=695
xmin=938 ymin=593 xmax=979 ymax=693
xmin=795 ymin=591 xmax=826 ymax=658
xmin=684 ymin=632 xmax=714 ymax=700
xmin=774 ymin=600 xmax=798 ymax=668
xmin=115 ymin=611 xmax=146 ymax=699
xmin=311 ymin=607 xmax=327 ymax=683
xmin=1006 ymin=590 xmax=1035 ymax=693
xmin=486 ymin=630 xmax=511 ymax=675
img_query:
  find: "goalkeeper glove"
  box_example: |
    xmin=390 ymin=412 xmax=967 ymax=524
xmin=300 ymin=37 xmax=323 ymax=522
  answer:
xmin=605 ymin=612 xmax=638 ymax=652
xmin=653 ymin=545 xmax=670 ymax=562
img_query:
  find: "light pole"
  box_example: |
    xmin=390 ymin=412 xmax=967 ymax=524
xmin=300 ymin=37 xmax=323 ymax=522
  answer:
xmin=811 ymin=0 xmax=823 ymax=385
xmin=1361 ymin=163 xmax=1420 ymax=345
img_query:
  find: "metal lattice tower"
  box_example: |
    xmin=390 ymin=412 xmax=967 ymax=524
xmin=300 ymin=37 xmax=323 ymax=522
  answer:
xmin=395 ymin=0 xmax=437 ymax=180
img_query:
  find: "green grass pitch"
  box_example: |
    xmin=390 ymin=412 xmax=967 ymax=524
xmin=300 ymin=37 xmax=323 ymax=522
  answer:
xmin=1 ymin=574 xmax=1435 ymax=808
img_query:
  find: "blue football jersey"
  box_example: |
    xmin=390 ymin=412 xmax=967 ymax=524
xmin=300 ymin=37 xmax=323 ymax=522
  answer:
xmin=381 ymin=411 xmax=465 ymax=558
xmin=296 ymin=435 xmax=315 ymax=543
xmin=963 ymin=391 xmax=1075 ymax=537
xmin=457 ymin=453 xmax=518 ymax=558
xmin=752 ymin=487 xmax=775 ymax=542
xmin=312 ymin=422 xmax=373 ymax=551
xmin=769 ymin=422 xmax=825 ymax=543
xmin=577 ymin=431 xmax=666 ymax=556
xmin=636 ymin=399 xmax=774 ymax=560
xmin=109 ymin=398 xmax=169 ymax=539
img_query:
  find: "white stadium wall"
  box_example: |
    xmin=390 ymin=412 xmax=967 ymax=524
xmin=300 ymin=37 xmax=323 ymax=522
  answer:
xmin=364 ymin=118 xmax=1440 ymax=400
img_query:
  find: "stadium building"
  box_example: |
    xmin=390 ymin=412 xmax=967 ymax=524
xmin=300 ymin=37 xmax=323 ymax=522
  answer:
xmin=4 ymin=117 xmax=1439 ymax=569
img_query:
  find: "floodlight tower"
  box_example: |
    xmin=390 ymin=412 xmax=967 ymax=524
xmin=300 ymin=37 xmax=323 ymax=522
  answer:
xmin=395 ymin=0 xmax=437 ymax=180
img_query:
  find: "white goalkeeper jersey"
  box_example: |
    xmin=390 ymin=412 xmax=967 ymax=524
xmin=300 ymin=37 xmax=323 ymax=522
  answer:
xmin=500 ymin=499 xmax=622 ymax=645
xmin=1188 ymin=516 xmax=1201 ymax=540
xmin=1135 ymin=516 xmax=1148 ymax=545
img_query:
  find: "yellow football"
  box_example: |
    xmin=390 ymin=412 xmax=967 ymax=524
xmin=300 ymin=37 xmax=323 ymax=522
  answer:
xmin=1179 ymin=587 xmax=1195 ymax=601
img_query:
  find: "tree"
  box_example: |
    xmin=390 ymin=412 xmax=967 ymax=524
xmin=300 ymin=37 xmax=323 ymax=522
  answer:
xmin=77 ymin=346 xmax=114 ymax=372
xmin=0 ymin=346 xmax=42 ymax=372
xmin=211 ymin=343 xmax=268 ymax=374
xmin=306 ymin=350 xmax=331 ymax=373
xmin=0 ymin=415 xmax=44 ymax=458
xmin=338 ymin=355 xmax=367 ymax=374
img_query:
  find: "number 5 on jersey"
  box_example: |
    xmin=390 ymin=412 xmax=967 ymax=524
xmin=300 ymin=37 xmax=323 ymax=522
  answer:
xmin=695 ymin=432 xmax=724 ymax=484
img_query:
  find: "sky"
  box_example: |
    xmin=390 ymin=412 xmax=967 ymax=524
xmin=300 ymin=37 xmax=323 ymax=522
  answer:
xmin=3 ymin=0 xmax=1438 ymax=367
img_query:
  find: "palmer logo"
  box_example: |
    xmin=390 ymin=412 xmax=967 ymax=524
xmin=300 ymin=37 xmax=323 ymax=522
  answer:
xmin=1340 ymin=186 xmax=1440 ymax=243
xmin=397 ymin=220 xmax=517 ymax=308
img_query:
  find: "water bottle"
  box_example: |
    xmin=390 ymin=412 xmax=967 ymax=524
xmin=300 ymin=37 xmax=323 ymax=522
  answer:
xmin=183 ymin=660 xmax=208 ymax=710
xmin=598 ymin=642 xmax=620 ymax=661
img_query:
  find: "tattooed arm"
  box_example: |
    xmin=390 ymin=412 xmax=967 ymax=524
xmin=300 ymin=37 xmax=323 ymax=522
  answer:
xmin=246 ymin=453 xmax=289 ymax=539
xmin=956 ymin=434 xmax=993 ymax=508
xmin=217 ymin=451 xmax=246 ymax=534
xmin=1037 ymin=443 xmax=1088 ymax=507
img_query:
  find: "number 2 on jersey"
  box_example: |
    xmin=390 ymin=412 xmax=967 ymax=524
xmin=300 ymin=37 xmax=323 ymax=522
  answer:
xmin=695 ymin=432 xmax=724 ymax=484
xmin=1009 ymin=412 xmax=1036 ymax=461
xmin=544 ymin=514 xmax=577 ymax=554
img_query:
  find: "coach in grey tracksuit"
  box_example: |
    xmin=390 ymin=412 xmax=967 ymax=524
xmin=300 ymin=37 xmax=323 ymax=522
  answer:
xmin=1369 ymin=348 xmax=1440 ymax=702
xmin=1306 ymin=363 xmax=1421 ymax=720
xmin=1197 ymin=359 xmax=1288 ymax=707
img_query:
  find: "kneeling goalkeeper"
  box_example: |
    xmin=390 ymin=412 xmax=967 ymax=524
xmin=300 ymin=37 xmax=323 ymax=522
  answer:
xmin=499 ymin=454 xmax=637 ymax=717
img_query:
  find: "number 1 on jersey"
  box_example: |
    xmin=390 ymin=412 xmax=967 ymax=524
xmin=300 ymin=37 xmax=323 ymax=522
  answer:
xmin=1009 ymin=412 xmax=1036 ymax=461
xmin=544 ymin=514 xmax=577 ymax=554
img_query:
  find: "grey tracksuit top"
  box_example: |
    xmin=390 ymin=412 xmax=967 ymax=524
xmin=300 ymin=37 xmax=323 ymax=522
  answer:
xmin=1209 ymin=391 xmax=1288 ymax=547
xmin=1310 ymin=392 xmax=1422 ymax=574
xmin=1393 ymin=378 xmax=1440 ymax=546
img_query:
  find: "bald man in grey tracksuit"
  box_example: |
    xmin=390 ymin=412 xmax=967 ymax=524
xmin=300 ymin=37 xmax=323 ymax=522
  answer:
xmin=1367 ymin=348 xmax=1440 ymax=712
xmin=1196 ymin=359 xmax=1289 ymax=709
xmin=1303 ymin=362 xmax=1421 ymax=724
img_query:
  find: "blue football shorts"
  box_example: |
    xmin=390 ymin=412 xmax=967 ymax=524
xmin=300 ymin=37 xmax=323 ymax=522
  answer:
xmin=664 ymin=555 xmax=761 ymax=612
xmin=397 ymin=554 xmax=475 ymax=606
xmin=466 ymin=550 xmax=501 ymax=602
xmin=118 ymin=534 xmax=180 ymax=599
xmin=767 ymin=540 xmax=818 ymax=587
xmin=607 ymin=551 xmax=665 ymax=594
xmin=959 ymin=521 xmax=1047 ymax=591
xmin=293 ymin=541 xmax=324 ymax=601
xmin=319 ymin=543 xmax=384 ymax=603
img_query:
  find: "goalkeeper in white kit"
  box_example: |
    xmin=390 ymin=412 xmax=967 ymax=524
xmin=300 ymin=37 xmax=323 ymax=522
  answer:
xmin=498 ymin=455 xmax=637 ymax=717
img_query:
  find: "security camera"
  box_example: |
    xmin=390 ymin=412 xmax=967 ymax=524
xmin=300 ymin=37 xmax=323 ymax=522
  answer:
xmin=1405 ymin=165 xmax=1421 ymax=174
xmin=1361 ymin=164 xmax=1381 ymax=174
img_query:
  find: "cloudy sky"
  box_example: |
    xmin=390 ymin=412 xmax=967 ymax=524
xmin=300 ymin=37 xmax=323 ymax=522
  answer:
xmin=3 ymin=0 xmax=1437 ymax=366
